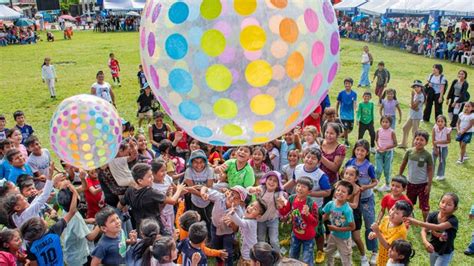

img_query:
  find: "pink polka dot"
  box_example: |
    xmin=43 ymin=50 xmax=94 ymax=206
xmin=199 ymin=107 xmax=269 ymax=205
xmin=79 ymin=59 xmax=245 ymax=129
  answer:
xmin=152 ymin=3 xmax=162 ymax=23
xmin=304 ymin=9 xmax=319 ymax=33
xmin=140 ymin=29 xmax=146 ymax=50
xmin=214 ymin=21 xmax=232 ymax=38
xmin=59 ymin=140 xmax=66 ymax=147
xmin=327 ymin=62 xmax=338 ymax=83
xmin=150 ymin=65 xmax=160 ymax=89
xmin=323 ymin=2 xmax=335 ymax=24
xmin=240 ymin=17 xmax=260 ymax=29
xmin=303 ymin=100 xmax=318 ymax=117
xmin=330 ymin=31 xmax=339 ymax=55
xmin=147 ymin=32 xmax=155 ymax=57
xmin=218 ymin=47 xmax=236 ymax=64
xmin=158 ymin=96 xmax=171 ymax=115
xmin=145 ymin=0 xmax=154 ymax=18
xmin=244 ymin=50 xmax=262 ymax=60
xmin=311 ymin=73 xmax=323 ymax=95
xmin=311 ymin=41 xmax=325 ymax=66
xmin=142 ymin=61 xmax=149 ymax=80
xmin=51 ymin=135 xmax=56 ymax=143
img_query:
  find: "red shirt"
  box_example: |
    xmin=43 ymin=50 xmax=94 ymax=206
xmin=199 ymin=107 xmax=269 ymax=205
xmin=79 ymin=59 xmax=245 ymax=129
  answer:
xmin=303 ymin=105 xmax=322 ymax=133
xmin=279 ymin=196 xmax=318 ymax=240
xmin=85 ymin=177 xmax=104 ymax=219
xmin=381 ymin=194 xmax=412 ymax=211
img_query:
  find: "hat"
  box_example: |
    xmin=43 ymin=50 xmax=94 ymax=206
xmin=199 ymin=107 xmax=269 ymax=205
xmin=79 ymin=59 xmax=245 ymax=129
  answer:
xmin=229 ymin=185 xmax=248 ymax=202
xmin=142 ymin=82 xmax=150 ymax=89
xmin=187 ymin=149 xmax=208 ymax=166
xmin=57 ymin=188 xmax=73 ymax=212
xmin=411 ymin=80 xmax=424 ymax=88
xmin=259 ymin=171 xmax=283 ymax=191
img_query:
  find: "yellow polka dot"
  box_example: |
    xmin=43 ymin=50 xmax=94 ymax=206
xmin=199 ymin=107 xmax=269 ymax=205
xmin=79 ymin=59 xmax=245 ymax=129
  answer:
xmin=253 ymin=120 xmax=275 ymax=133
xmin=286 ymin=52 xmax=304 ymax=79
xmin=285 ymin=111 xmax=300 ymax=127
xmin=223 ymin=124 xmax=243 ymax=137
xmin=240 ymin=25 xmax=266 ymax=51
xmin=86 ymin=161 xmax=95 ymax=169
xmin=288 ymin=84 xmax=304 ymax=107
xmin=230 ymin=139 xmax=247 ymax=145
xmin=201 ymin=29 xmax=226 ymax=57
xmin=80 ymin=123 xmax=87 ymax=130
xmin=80 ymin=133 xmax=89 ymax=141
xmin=206 ymin=64 xmax=233 ymax=92
xmin=82 ymin=144 xmax=91 ymax=152
xmin=245 ymin=60 xmax=272 ymax=87
xmin=213 ymin=98 xmax=238 ymax=119
xmin=253 ymin=136 xmax=269 ymax=143
xmin=80 ymin=114 xmax=87 ymax=120
xmin=234 ymin=0 xmax=257 ymax=16
xmin=200 ymin=0 xmax=222 ymax=20
xmin=250 ymin=94 xmax=276 ymax=115
xmin=84 ymin=153 xmax=93 ymax=160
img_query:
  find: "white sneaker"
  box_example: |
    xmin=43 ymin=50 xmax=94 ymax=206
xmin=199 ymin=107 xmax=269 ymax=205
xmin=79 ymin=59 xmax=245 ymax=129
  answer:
xmin=456 ymin=159 xmax=464 ymax=164
xmin=436 ymin=176 xmax=445 ymax=181
xmin=360 ymin=255 xmax=370 ymax=266
xmin=381 ymin=185 xmax=391 ymax=192
xmin=370 ymin=253 xmax=377 ymax=265
xmin=370 ymin=147 xmax=376 ymax=154
xmin=334 ymin=250 xmax=340 ymax=259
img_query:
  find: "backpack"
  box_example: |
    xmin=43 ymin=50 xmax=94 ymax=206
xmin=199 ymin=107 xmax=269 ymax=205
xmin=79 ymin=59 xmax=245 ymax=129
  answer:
xmin=288 ymin=194 xmax=315 ymax=213
xmin=426 ymin=74 xmax=449 ymax=96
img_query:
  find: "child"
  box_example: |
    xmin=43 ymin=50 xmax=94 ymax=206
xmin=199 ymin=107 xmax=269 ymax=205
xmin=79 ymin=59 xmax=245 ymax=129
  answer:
xmin=137 ymin=64 xmax=147 ymax=90
xmin=377 ymin=176 xmax=412 ymax=224
xmin=0 ymin=139 xmax=13 ymax=177
xmin=302 ymin=125 xmax=320 ymax=151
xmin=151 ymin=236 xmax=179 ymax=264
xmin=357 ymin=91 xmax=376 ymax=153
xmin=249 ymin=146 xmax=271 ymax=183
xmin=225 ymin=198 xmax=267 ymax=265
xmin=358 ymin=46 xmax=372 ymax=88
xmin=387 ymin=239 xmax=415 ymax=266
xmin=272 ymin=129 xmax=302 ymax=170
xmin=108 ymin=52 xmax=121 ymax=86
xmin=399 ymin=130 xmax=433 ymax=221
xmin=0 ymin=229 xmax=27 ymax=265
xmin=148 ymin=111 xmax=172 ymax=155
xmin=303 ymin=105 xmax=322 ymax=134
xmin=84 ymin=169 xmax=104 ymax=219
xmin=336 ymin=77 xmax=357 ymax=147
xmin=20 ymin=183 xmax=78 ymax=266
xmin=249 ymin=242 xmax=281 ymax=265
xmin=345 ymin=139 xmax=378 ymax=263
xmin=215 ymin=146 xmax=255 ymax=188
xmin=399 ymin=80 xmax=425 ymax=148
xmin=379 ymin=89 xmax=402 ymax=129
xmin=372 ymin=61 xmax=391 ymax=99
xmin=323 ymin=180 xmax=355 ymax=266
xmin=0 ymin=114 xmax=7 ymax=141
xmin=136 ymin=133 xmax=155 ymax=163
xmin=136 ymin=84 xmax=155 ymax=128
xmin=208 ymin=145 xmax=222 ymax=167
xmin=5 ymin=149 xmax=33 ymax=185
xmin=264 ymin=141 xmax=280 ymax=171
xmin=178 ymin=222 xmax=208 ymax=265
xmin=7 ymin=129 xmax=27 ymax=158
xmin=321 ymin=107 xmax=345 ymax=138
xmin=455 ymin=101 xmax=473 ymax=164
xmin=41 ymin=57 xmax=57 ymax=98
xmin=432 ymin=115 xmax=451 ymax=180
xmin=91 ymin=70 xmax=115 ymax=105
xmin=24 ymin=135 xmax=51 ymax=188
xmin=369 ymin=200 xmax=413 ymax=266
xmin=407 ymin=192 xmax=459 ymax=266
xmin=277 ymin=176 xmax=319 ymax=266
xmin=126 ymin=218 xmax=160 ymax=266
xmin=13 ymin=111 xmax=34 ymax=146
xmin=281 ymin=149 xmax=299 ymax=187
xmin=464 ymin=204 xmax=474 ymax=256
xmin=375 ymin=115 xmax=398 ymax=191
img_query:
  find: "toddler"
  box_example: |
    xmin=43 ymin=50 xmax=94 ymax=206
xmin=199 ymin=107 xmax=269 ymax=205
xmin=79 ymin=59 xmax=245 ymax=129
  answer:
xmin=108 ymin=53 xmax=121 ymax=86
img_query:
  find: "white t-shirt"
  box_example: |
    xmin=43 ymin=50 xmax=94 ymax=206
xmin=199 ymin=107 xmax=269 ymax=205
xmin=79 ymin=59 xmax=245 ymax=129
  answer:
xmin=459 ymin=112 xmax=474 ymax=133
xmin=27 ymin=148 xmax=51 ymax=177
xmin=91 ymin=82 xmax=112 ymax=103
xmin=269 ymin=147 xmax=280 ymax=171
xmin=152 ymin=175 xmax=174 ymax=217
xmin=108 ymin=157 xmax=135 ymax=187
xmin=184 ymin=166 xmax=214 ymax=208
xmin=427 ymin=74 xmax=447 ymax=94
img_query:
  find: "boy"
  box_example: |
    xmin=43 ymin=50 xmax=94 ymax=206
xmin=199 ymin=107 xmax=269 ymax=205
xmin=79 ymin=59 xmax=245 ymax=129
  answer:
xmin=200 ymin=185 xmax=247 ymax=266
xmin=25 ymin=136 xmax=51 ymax=188
xmin=137 ymin=83 xmax=155 ymax=129
xmin=226 ymin=198 xmax=267 ymax=265
xmin=372 ymin=61 xmax=390 ymax=99
xmin=108 ymin=53 xmax=121 ymax=86
xmin=178 ymin=222 xmax=208 ymax=265
xmin=336 ymin=78 xmax=357 ymax=147
xmin=357 ymin=91 xmax=376 ymax=153
xmin=376 ymin=175 xmax=412 ymax=224
xmin=91 ymin=207 xmax=137 ymax=266
xmin=0 ymin=139 xmax=12 ymax=161
xmin=321 ymin=107 xmax=344 ymax=138
xmin=369 ymin=200 xmax=413 ymax=266
xmin=0 ymin=114 xmax=8 ymax=141
xmin=13 ymin=111 xmax=34 ymax=145
xmin=5 ymin=149 xmax=33 ymax=185
xmin=273 ymin=129 xmax=302 ymax=170
xmin=215 ymin=146 xmax=255 ymax=188
xmin=137 ymin=64 xmax=147 ymax=91
xmin=0 ymin=140 xmax=13 ymax=179
xmin=323 ymin=180 xmax=355 ymax=266
xmin=20 ymin=183 xmax=78 ymax=266
xmin=399 ymin=130 xmax=433 ymax=221
xmin=277 ymin=176 xmax=319 ymax=266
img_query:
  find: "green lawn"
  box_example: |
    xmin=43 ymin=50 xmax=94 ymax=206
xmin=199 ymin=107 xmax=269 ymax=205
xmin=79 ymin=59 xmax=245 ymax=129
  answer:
xmin=0 ymin=31 xmax=473 ymax=265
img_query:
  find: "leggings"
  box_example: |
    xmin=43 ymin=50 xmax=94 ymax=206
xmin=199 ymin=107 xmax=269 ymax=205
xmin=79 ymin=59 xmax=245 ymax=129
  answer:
xmin=358 ymin=121 xmax=376 ymax=147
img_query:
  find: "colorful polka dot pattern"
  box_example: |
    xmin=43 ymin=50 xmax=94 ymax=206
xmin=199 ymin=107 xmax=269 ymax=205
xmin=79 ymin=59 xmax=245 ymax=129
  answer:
xmin=140 ymin=0 xmax=339 ymax=146
xmin=50 ymin=95 xmax=122 ymax=170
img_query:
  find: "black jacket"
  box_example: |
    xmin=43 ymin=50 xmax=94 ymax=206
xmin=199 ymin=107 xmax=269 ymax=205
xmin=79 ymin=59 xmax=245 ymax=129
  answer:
xmin=447 ymin=79 xmax=469 ymax=104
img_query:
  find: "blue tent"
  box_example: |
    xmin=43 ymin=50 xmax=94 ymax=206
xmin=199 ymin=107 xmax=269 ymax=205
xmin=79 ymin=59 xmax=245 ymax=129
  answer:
xmin=352 ymin=13 xmax=369 ymax=22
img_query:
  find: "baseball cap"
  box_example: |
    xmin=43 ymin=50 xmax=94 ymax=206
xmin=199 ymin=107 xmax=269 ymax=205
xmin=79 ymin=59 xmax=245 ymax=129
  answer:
xmin=229 ymin=185 xmax=248 ymax=202
xmin=411 ymin=80 xmax=424 ymax=88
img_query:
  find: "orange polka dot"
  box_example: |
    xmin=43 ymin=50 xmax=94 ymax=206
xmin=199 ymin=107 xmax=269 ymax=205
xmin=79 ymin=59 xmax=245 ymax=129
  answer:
xmin=270 ymin=0 xmax=287 ymax=9
xmin=285 ymin=111 xmax=300 ymax=127
xmin=288 ymin=84 xmax=304 ymax=107
xmin=286 ymin=52 xmax=304 ymax=79
xmin=279 ymin=18 xmax=299 ymax=43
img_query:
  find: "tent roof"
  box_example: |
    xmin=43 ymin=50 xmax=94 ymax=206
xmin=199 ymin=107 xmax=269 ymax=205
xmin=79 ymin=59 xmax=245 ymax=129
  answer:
xmin=421 ymin=0 xmax=474 ymax=17
xmin=103 ymin=0 xmax=145 ymax=10
xmin=334 ymin=0 xmax=368 ymax=12
xmin=386 ymin=0 xmax=430 ymax=16
xmin=359 ymin=0 xmax=400 ymax=16
xmin=0 ymin=4 xmax=22 ymax=20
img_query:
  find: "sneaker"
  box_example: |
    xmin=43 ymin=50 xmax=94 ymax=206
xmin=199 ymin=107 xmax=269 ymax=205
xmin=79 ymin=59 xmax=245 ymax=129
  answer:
xmin=465 ymin=249 xmax=474 ymax=256
xmin=435 ymin=176 xmax=445 ymax=181
xmin=315 ymin=250 xmax=325 ymax=264
xmin=370 ymin=252 xmax=377 ymax=265
xmin=370 ymin=147 xmax=376 ymax=154
xmin=456 ymin=159 xmax=464 ymax=164
xmin=360 ymin=255 xmax=370 ymax=266
xmin=334 ymin=251 xmax=340 ymax=259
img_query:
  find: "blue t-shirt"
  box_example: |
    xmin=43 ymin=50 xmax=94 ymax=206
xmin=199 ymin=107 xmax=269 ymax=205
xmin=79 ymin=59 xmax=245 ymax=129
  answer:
xmin=322 ymin=201 xmax=354 ymax=240
xmin=8 ymin=164 xmax=33 ymax=184
xmin=0 ymin=159 xmax=12 ymax=179
xmin=0 ymin=128 xmax=8 ymax=141
xmin=177 ymin=239 xmax=207 ymax=266
xmin=337 ymin=90 xmax=357 ymax=120
xmin=91 ymin=230 xmax=127 ymax=265
xmin=279 ymin=141 xmax=295 ymax=170
xmin=15 ymin=124 xmax=34 ymax=145
xmin=26 ymin=219 xmax=67 ymax=266
xmin=345 ymin=158 xmax=376 ymax=199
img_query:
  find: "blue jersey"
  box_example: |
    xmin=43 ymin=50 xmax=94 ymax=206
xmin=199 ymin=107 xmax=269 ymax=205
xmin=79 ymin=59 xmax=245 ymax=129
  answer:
xmin=337 ymin=90 xmax=357 ymax=120
xmin=15 ymin=124 xmax=34 ymax=145
xmin=27 ymin=219 xmax=66 ymax=266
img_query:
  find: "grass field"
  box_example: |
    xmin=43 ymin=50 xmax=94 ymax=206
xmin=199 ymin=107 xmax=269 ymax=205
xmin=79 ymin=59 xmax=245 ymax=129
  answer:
xmin=0 ymin=30 xmax=473 ymax=265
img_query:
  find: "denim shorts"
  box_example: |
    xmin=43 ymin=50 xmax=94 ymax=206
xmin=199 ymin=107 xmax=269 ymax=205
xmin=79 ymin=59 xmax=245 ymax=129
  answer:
xmin=456 ymin=132 xmax=472 ymax=144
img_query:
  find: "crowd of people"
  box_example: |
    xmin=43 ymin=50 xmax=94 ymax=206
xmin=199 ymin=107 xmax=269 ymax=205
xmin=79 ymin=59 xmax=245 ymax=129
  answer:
xmin=0 ymin=26 xmax=39 ymax=46
xmin=93 ymin=15 xmax=140 ymax=33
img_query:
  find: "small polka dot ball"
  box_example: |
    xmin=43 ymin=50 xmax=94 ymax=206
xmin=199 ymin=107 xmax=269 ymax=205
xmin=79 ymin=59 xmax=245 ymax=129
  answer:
xmin=140 ymin=0 xmax=340 ymax=146
xmin=50 ymin=94 xmax=122 ymax=170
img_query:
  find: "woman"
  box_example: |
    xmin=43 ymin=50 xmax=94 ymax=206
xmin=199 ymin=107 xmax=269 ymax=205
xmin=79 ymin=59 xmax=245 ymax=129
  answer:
xmin=320 ymin=123 xmax=346 ymax=186
xmin=358 ymin=46 xmax=372 ymax=88
xmin=446 ymin=70 xmax=470 ymax=127
xmin=136 ymin=133 xmax=155 ymax=164
xmin=148 ymin=111 xmax=171 ymax=156
xmin=423 ymin=64 xmax=447 ymax=123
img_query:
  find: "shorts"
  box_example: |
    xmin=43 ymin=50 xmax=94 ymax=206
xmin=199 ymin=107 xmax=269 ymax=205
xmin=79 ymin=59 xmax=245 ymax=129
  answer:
xmin=341 ymin=119 xmax=354 ymax=131
xmin=352 ymin=208 xmax=362 ymax=231
xmin=407 ymin=182 xmax=430 ymax=212
xmin=456 ymin=132 xmax=472 ymax=144
xmin=138 ymin=110 xmax=153 ymax=119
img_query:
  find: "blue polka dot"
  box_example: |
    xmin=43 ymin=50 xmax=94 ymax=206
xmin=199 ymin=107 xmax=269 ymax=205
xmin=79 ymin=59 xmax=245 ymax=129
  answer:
xmin=169 ymin=68 xmax=193 ymax=94
xmin=179 ymin=101 xmax=201 ymax=120
xmin=165 ymin=34 xmax=188 ymax=60
xmin=188 ymin=26 xmax=203 ymax=46
xmin=168 ymin=2 xmax=189 ymax=24
xmin=193 ymin=126 xmax=213 ymax=138
xmin=210 ymin=140 xmax=225 ymax=146
xmin=193 ymin=52 xmax=209 ymax=70
xmin=96 ymin=117 xmax=103 ymax=123
xmin=102 ymin=125 xmax=110 ymax=132
xmin=89 ymin=110 xmax=96 ymax=116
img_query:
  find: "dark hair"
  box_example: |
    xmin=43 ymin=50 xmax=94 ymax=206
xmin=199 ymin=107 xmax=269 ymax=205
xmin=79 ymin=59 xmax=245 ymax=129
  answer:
xmin=3 ymin=193 xmax=21 ymax=215
xmin=179 ymin=210 xmax=201 ymax=231
xmin=363 ymin=91 xmax=372 ymax=97
xmin=343 ymin=77 xmax=354 ymax=85
xmin=391 ymin=239 xmax=415 ymax=265
xmin=380 ymin=115 xmax=393 ymax=126
xmin=393 ymin=200 xmax=413 ymax=217
xmin=378 ymin=61 xmax=385 ymax=66
xmin=153 ymin=111 xmax=165 ymax=119
xmin=158 ymin=139 xmax=173 ymax=154
xmin=238 ymin=145 xmax=252 ymax=154
xmin=0 ymin=139 xmax=12 ymax=150
xmin=109 ymin=53 xmax=114 ymax=57
xmin=95 ymin=206 xmax=117 ymax=227
xmin=0 ymin=114 xmax=5 ymax=121
xmin=57 ymin=187 xmax=78 ymax=212
xmin=131 ymin=163 xmax=151 ymax=183
xmin=414 ymin=130 xmax=429 ymax=142
xmin=20 ymin=217 xmax=47 ymax=242
xmin=17 ymin=175 xmax=34 ymax=193
xmin=305 ymin=147 xmax=322 ymax=161
xmin=441 ymin=192 xmax=459 ymax=208
xmin=150 ymin=159 xmax=166 ymax=174
xmin=134 ymin=218 xmax=160 ymax=263
xmin=436 ymin=115 xmax=447 ymax=124
xmin=96 ymin=70 xmax=104 ymax=78
xmin=24 ymin=135 xmax=39 ymax=148
xmin=255 ymin=197 xmax=268 ymax=216
xmin=152 ymin=236 xmax=175 ymax=264
xmin=296 ymin=176 xmax=314 ymax=191
xmin=336 ymin=180 xmax=354 ymax=195
xmin=458 ymin=69 xmax=468 ymax=79
xmin=189 ymin=222 xmax=207 ymax=244
xmin=433 ymin=64 xmax=443 ymax=74
xmin=381 ymin=88 xmax=397 ymax=101
xmin=250 ymin=242 xmax=281 ymax=265
xmin=343 ymin=165 xmax=360 ymax=180
xmin=6 ymin=129 xmax=20 ymax=139
xmin=352 ymin=139 xmax=370 ymax=161
xmin=13 ymin=111 xmax=24 ymax=120
xmin=0 ymin=229 xmax=18 ymax=251
xmin=325 ymin=122 xmax=342 ymax=137
xmin=5 ymin=149 xmax=21 ymax=163
xmin=391 ymin=175 xmax=408 ymax=188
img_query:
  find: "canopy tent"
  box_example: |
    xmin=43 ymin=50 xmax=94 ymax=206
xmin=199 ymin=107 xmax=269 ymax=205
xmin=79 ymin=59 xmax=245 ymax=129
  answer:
xmin=386 ymin=0 xmax=430 ymax=17
xmin=103 ymin=0 xmax=146 ymax=10
xmin=358 ymin=0 xmax=400 ymax=16
xmin=420 ymin=0 xmax=474 ymax=17
xmin=334 ymin=0 xmax=368 ymax=13
xmin=0 ymin=4 xmax=22 ymax=20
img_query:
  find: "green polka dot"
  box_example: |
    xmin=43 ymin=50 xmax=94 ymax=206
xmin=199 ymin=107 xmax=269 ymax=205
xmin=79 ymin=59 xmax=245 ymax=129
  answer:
xmin=200 ymin=0 xmax=221 ymax=20
xmin=223 ymin=124 xmax=243 ymax=137
xmin=201 ymin=29 xmax=226 ymax=57
xmin=206 ymin=64 xmax=232 ymax=92
xmin=213 ymin=98 xmax=238 ymax=119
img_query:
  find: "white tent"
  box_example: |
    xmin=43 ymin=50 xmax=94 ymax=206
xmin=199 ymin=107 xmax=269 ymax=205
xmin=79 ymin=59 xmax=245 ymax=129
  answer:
xmin=0 ymin=4 xmax=22 ymax=20
xmin=103 ymin=0 xmax=146 ymax=10
xmin=386 ymin=0 xmax=430 ymax=16
xmin=334 ymin=0 xmax=368 ymax=12
xmin=358 ymin=0 xmax=400 ymax=16
xmin=419 ymin=0 xmax=474 ymax=17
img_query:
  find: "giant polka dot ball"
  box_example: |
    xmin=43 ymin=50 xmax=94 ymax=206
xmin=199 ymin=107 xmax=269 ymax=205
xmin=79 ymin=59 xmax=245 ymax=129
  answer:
xmin=140 ymin=0 xmax=340 ymax=146
xmin=50 ymin=94 xmax=122 ymax=170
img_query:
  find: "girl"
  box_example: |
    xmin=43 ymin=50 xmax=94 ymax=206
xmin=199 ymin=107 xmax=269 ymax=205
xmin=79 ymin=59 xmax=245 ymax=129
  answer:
xmin=387 ymin=239 xmax=415 ymax=266
xmin=248 ymin=171 xmax=284 ymax=253
xmin=91 ymin=70 xmax=115 ymax=105
xmin=342 ymin=166 xmax=369 ymax=266
xmin=264 ymin=141 xmax=280 ymax=170
xmin=375 ymin=115 xmax=398 ymax=192
xmin=150 ymin=236 xmax=179 ymax=266
xmin=358 ymin=45 xmax=372 ymax=87
xmin=302 ymin=125 xmax=320 ymax=151
xmin=249 ymin=242 xmax=281 ymax=266
xmin=6 ymin=129 xmax=27 ymax=159
xmin=280 ymin=149 xmax=299 ymax=191
xmin=188 ymin=138 xmax=207 ymax=154
xmin=208 ymin=145 xmax=223 ymax=167
xmin=345 ymin=139 xmax=378 ymax=264
xmin=151 ymin=159 xmax=177 ymax=234
xmin=149 ymin=111 xmax=171 ymax=156
xmin=399 ymin=80 xmax=426 ymax=148
xmin=248 ymin=146 xmax=271 ymax=183
xmin=379 ymin=89 xmax=402 ymax=129
xmin=136 ymin=133 xmax=155 ymax=164
xmin=446 ymin=70 xmax=469 ymax=127
xmin=432 ymin=115 xmax=451 ymax=180
xmin=408 ymin=192 xmax=459 ymax=266
xmin=456 ymin=101 xmax=473 ymax=164
xmin=127 ymin=218 xmax=160 ymax=266
xmin=0 ymin=229 xmax=27 ymax=265
xmin=41 ymin=57 xmax=57 ymax=99
xmin=84 ymin=169 xmax=105 ymax=219
xmin=108 ymin=53 xmax=121 ymax=86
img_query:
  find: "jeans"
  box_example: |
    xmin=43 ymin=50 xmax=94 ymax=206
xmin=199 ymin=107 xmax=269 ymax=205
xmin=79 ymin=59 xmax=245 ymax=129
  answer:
xmin=375 ymin=150 xmax=394 ymax=185
xmin=388 ymin=115 xmax=397 ymax=130
xmin=289 ymin=234 xmax=315 ymax=266
xmin=257 ymin=218 xmax=280 ymax=252
xmin=429 ymin=251 xmax=454 ymax=266
xmin=360 ymin=195 xmax=378 ymax=252
xmin=432 ymin=147 xmax=448 ymax=177
xmin=467 ymin=232 xmax=474 ymax=252
xmin=359 ymin=63 xmax=371 ymax=86
xmin=210 ymin=225 xmax=235 ymax=266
